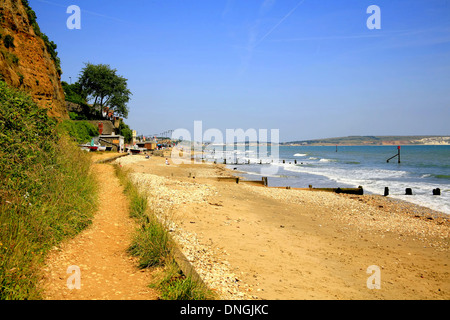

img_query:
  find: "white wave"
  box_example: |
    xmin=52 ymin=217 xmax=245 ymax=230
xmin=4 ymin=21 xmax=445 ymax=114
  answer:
xmin=280 ymin=164 xmax=449 ymax=214
xmin=284 ymin=165 xmax=409 ymax=181
xmin=294 ymin=153 xmax=307 ymax=157
xmin=388 ymin=191 xmax=450 ymax=215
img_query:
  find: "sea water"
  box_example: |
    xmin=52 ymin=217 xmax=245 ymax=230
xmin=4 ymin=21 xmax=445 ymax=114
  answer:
xmin=207 ymin=145 xmax=450 ymax=215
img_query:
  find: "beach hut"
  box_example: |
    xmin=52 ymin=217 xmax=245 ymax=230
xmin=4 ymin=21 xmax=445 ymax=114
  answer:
xmin=136 ymin=141 xmax=157 ymax=151
xmin=98 ymin=134 xmax=124 ymax=152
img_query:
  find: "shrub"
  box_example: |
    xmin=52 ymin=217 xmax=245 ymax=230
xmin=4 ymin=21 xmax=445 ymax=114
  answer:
xmin=118 ymin=121 xmax=133 ymax=143
xmin=11 ymin=55 xmax=19 ymax=65
xmin=1 ymin=50 xmax=19 ymax=65
xmin=62 ymin=81 xmax=86 ymax=105
xmin=18 ymin=73 xmax=24 ymax=86
xmin=0 ymin=81 xmax=97 ymax=299
xmin=58 ymin=120 xmax=98 ymax=144
xmin=151 ymin=260 xmax=213 ymax=300
xmin=68 ymin=111 xmax=88 ymax=121
xmin=3 ymin=35 xmax=14 ymax=48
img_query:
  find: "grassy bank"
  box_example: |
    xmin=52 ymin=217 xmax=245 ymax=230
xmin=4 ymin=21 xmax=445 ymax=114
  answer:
xmin=58 ymin=119 xmax=98 ymax=144
xmin=0 ymin=81 xmax=98 ymax=299
xmin=114 ymin=164 xmax=214 ymax=300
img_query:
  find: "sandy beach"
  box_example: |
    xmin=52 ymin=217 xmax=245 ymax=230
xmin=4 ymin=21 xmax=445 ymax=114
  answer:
xmin=116 ymin=151 xmax=449 ymax=300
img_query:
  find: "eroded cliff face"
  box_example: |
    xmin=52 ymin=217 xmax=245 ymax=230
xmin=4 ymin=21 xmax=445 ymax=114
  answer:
xmin=0 ymin=0 xmax=67 ymax=119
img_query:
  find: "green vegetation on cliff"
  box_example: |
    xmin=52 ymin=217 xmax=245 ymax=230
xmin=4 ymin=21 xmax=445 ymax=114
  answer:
xmin=58 ymin=119 xmax=98 ymax=144
xmin=0 ymin=81 xmax=98 ymax=299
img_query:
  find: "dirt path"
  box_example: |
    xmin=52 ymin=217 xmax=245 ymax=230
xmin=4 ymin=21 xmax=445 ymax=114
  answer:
xmin=40 ymin=162 xmax=158 ymax=300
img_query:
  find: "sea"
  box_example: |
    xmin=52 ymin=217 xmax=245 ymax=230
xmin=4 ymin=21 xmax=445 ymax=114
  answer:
xmin=200 ymin=145 xmax=450 ymax=215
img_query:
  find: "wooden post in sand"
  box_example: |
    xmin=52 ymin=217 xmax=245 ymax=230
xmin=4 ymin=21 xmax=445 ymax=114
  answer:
xmin=387 ymin=146 xmax=401 ymax=163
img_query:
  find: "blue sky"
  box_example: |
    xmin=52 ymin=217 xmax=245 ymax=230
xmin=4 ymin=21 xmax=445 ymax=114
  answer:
xmin=30 ymin=0 xmax=450 ymax=141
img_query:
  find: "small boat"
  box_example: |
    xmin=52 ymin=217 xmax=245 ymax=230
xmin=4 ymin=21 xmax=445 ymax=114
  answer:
xmin=79 ymin=144 xmax=92 ymax=151
xmin=83 ymin=138 xmax=104 ymax=152
xmin=79 ymin=144 xmax=103 ymax=152
xmin=129 ymin=148 xmax=141 ymax=154
xmin=126 ymin=145 xmax=147 ymax=154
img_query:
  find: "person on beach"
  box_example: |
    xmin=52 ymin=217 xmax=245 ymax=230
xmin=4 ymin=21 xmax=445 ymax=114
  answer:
xmin=165 ymin=158 xmax=169 ymax=165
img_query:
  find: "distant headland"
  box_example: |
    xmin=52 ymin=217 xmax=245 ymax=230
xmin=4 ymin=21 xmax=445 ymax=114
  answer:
xmin=282 ymin=135 xmax=450 ymax=146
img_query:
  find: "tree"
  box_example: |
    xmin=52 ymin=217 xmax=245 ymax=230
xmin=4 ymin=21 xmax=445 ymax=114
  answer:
xmin=78 ymin=63 xmax=132 ymax=118
xmin=61 ymin=81 xmax=86 ymax=105
xmin=118 ymin=121 xmax=133 ymax=143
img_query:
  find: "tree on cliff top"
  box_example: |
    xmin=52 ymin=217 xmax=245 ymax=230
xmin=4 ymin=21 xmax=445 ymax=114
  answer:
xmin=78 ymin=63 xmax=132 ymax=118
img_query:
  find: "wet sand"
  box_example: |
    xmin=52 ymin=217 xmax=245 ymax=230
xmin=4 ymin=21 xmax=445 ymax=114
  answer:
xmin=118 ymin=153 xmax=449 ymax=300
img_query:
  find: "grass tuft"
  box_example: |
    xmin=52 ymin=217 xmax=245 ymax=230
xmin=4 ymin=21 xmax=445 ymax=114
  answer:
xmin=113 ymin=164 xmax=215 ymax=300
xmin=114 ymin=164 xmax=171 ymax=268
xmin=149 ymin=259 xmax=215 ymax=300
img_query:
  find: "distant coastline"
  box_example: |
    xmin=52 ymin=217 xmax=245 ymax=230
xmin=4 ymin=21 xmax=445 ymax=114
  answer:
xmin=282 ymin=135 xmax=450 ymax=146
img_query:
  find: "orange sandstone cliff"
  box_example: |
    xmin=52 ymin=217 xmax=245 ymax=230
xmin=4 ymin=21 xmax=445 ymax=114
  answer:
xmin=0 ymin=0 xmax=67 ymax=119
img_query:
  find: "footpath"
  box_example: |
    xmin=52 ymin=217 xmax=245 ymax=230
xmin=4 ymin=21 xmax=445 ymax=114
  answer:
xmin=40 ymin=155 xmax=158 ymax=300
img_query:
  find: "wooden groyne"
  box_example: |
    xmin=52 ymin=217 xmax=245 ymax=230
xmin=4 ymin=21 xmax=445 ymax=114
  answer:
xmin=213 ymin=175 xmax=363 ymax=193
xmin=94 ymin=153 xmax=129 ymax=164
xmin=307 ymin=186 xmax=364 ymax=195
xmin=269 ymin=185 xmax=364 ymax=195
xmin=215 ymin=176 xmax=267 ymax=186
xmin=384 ymin=187 xmax=442 ymax=196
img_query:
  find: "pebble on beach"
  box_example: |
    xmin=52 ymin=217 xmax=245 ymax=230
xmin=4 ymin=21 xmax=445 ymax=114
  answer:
xmin=116 ymin=155 xmax=449 ymax=299
xmin=116 ymin=156 xmax=254 ymax=299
